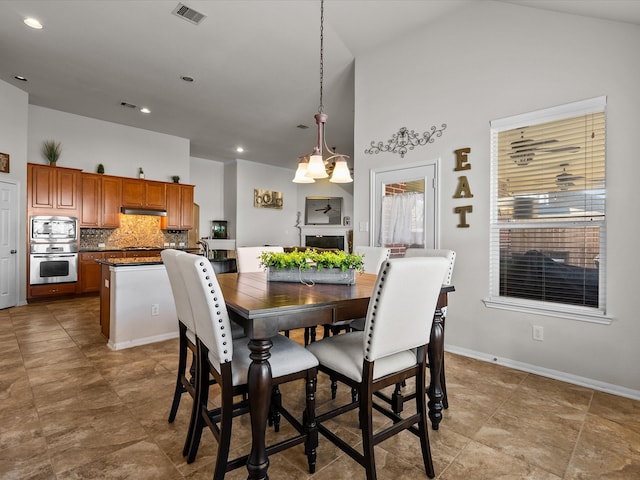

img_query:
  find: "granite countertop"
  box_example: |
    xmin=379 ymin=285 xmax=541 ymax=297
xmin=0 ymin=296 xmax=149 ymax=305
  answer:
xmin=96 ymin=256 xmax=164 ymax=266
xmin=81 ymin=246 xmax=200 ymax=253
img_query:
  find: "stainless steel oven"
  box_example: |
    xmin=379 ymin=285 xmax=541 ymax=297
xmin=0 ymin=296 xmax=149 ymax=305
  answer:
xmin=30 ymin=243 xmax=78 ymax=285
xmin=29 ymin=216 xmax=79 ymax=285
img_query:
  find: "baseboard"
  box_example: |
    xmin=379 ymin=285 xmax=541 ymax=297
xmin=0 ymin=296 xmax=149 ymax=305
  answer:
xmin=445 ymin=344 xmax=640 ymax=401
xmin=108 ymin=331 xmax=179 ymax=351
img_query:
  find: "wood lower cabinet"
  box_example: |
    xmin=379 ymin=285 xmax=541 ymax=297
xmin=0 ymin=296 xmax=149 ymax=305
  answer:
xmin=78 ymin=251 xmax=123 ymax=294
xmin=29 ymin=282 xmax=78 ymax=299
xmin=28 ymin=163 xmax=81 ymax=215
xmin=161 ymin=184 xmax=194 ymax=230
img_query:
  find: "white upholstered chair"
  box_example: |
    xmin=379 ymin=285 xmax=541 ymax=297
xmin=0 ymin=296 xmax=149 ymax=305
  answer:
xmin=354 ymin=245 xmax=391 ymax=274
xmin=176 ymin=253 xmax=319 ymax=477
xmin=404 ymin=248 xmax=456 ymax=409
xmin=307 ymin=257 xmax=448 ymax=480
xmin=235 ymin=245 xmax=284 ymax=273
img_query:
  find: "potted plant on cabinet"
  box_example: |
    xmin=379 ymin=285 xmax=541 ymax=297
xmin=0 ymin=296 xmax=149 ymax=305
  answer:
xmin=42 ymin=140 xmax=62 ymax=165
xmin=97 ymin=164 xmax=105 ymax=174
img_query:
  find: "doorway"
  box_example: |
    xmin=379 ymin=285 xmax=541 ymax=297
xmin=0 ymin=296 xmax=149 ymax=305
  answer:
xmin=370 ymin=162 xmax=438 ymax=255
xmin=0 ymin=180 xmax=19 ymax=309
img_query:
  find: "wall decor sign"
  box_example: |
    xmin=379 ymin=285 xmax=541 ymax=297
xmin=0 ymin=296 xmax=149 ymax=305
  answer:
xmin=305 ymin=196 xmax=342 ymax=225
xmin=0 ymin=152 xmax=9 ymax=173
xmin=453 ymin=147 xmax=473 ymax=228
xmin=364 ymin=124 xmax=447 ymax=158
xmin=254 ymin=189 xmax=283 ymax=209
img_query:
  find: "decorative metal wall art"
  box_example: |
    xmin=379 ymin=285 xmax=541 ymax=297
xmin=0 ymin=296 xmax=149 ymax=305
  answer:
xmin=364 ymin=124 xmax=447 ymax=158
xmin=453 ymin=147 xmax=473 ymax=228
xmin=254 ymin=189 xmax=283 ymax=209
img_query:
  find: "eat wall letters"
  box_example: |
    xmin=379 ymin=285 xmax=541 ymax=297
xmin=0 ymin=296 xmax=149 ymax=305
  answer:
xmin=453 ymin=147 xmax=473 ymax=228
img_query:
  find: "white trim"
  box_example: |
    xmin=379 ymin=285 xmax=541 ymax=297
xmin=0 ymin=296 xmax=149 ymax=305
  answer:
xmin=446 ymin=344 xmax=640 ymax=401
xmin=491 ymin=95 xmax=607 ymax=131
xmin=108 ymin=331 xmax=179 ymax=351
xmin=483 ymin=296 xmax=612 ymax=324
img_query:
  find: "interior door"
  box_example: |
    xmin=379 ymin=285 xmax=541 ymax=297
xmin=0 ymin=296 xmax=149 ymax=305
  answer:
xmin=370 ymin=162 xmax=438 ymax=249
xmin=0 ymin=180 xmax=19 ymax=309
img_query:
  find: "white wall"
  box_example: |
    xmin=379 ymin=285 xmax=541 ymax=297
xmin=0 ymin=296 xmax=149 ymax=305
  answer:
xmin=190 ymin=156 xmax=225 ymax=237
xmin=0 ymin=80 xmax=29 ymax=304
xmin=354 ymin=1 xmax=640 ymax=396
xmin=28 ymin=106 xmax=189 ymax=182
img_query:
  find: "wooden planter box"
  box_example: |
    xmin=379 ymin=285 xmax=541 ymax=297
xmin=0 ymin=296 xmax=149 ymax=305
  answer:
xmin=267 ymin=266 xmax=356 ymax=285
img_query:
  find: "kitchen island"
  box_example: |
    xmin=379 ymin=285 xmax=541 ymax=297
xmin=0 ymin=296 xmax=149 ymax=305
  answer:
xmin=98 ymin=256 xmax=179 ymax=350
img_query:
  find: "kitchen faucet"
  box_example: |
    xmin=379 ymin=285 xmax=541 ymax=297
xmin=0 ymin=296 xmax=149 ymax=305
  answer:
xmin=196 ymin=240 xmax=210 ymax=259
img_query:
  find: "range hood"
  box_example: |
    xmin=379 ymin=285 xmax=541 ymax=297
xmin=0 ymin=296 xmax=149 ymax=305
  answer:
xmin=120 ymin=207 xmax=167 ymax=217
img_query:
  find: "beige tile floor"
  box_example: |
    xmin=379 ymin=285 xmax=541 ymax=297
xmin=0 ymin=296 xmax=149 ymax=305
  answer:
xmin=1 ymin=296 xmax=639 ymax=479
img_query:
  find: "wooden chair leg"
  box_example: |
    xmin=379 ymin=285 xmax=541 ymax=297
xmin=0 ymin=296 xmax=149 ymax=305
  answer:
xmin=416 ymin=360 xmax=435 ymax=478
xmin=212 ymin=382 xmax=235 ymax=480
xmin=184 ymin=349 xmax=208 ymax=462
xmin=168 ymin=325 xmax=188 ymax=423
xmin=304 ymin=373 xmax=318 ymax=474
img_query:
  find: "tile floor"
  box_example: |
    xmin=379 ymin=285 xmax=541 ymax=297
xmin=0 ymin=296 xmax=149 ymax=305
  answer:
xmin=1 ymin=296 xmax=639 ymax=479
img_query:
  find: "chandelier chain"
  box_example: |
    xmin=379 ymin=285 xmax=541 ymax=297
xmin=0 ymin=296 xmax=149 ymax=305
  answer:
xmin=318 ymin=0 xmax=324 ymax=113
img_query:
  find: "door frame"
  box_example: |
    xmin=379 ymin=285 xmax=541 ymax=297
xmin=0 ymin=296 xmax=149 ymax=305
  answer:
xmin=0 ymin=179 xmax=20 ymax=309
xmin=369 ymin=159 xmax=440 ymax=249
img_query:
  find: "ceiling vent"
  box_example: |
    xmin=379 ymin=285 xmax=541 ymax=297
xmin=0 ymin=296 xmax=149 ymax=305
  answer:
xmin=172 ymin=3 xmax=206 ymax=25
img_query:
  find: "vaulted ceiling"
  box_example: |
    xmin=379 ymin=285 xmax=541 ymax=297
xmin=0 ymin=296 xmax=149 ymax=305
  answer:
xmin=1 ymin=1 xmax=639 ymax=170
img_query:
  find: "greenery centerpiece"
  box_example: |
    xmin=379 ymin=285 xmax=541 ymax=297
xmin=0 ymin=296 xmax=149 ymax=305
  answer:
xmin=260 ymin=248 xmax=364 ymax=285
xmin=42 ymin=140 xmax=62 ymax=165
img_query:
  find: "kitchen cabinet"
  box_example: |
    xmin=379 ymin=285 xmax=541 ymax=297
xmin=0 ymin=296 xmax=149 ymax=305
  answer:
xmin=80 ymin=173 xmax=122 ymax=228
xmin=28 ymin=163 xmax=81 ymax=215
xmin=161 ymin=184 xmax=194 ymax=230
xmin=29 ymin=282 xmax=78 ymax=299
xmin=78 ymin=251 xmax=122 ymax=293
xmin=121 ymin=178 xmax=166 ymax=210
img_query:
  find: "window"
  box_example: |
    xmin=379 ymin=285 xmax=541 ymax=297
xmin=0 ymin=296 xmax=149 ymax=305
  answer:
xmin=485 ymin=97 xmax=608 ymax=323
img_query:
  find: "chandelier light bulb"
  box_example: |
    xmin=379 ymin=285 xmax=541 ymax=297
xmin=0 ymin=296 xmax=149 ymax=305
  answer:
xmin=292 ymin=158 xmax=315 ymax=183
xmin=329 ymin=157 xmax=353 ymax=183
xmin=306 ymin=150 xmax=329 ymax=178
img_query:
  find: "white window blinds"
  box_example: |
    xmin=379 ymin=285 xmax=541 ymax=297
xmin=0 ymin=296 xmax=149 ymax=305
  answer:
xmin=487 ymin=97 xmax=607 ymax=321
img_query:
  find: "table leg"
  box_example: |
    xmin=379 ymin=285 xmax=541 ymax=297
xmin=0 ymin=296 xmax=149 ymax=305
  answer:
xmin=427 ymin=308 xmax=444 ymax=430
xmin=246 ymin=338 xmax=273 ymax=480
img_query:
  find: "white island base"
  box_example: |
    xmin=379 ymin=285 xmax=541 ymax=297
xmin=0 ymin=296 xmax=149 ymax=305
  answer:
xmin=102 ymin=263 xmax=178 ymax=350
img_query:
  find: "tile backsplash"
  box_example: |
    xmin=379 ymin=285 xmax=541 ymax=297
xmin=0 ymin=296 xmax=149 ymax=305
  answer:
xmin=80 ymin=214 xmax=188 ymax=250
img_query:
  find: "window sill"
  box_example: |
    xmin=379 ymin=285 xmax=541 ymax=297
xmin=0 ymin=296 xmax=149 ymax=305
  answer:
xmin=482 ymin=297 xmax=612 ymax=325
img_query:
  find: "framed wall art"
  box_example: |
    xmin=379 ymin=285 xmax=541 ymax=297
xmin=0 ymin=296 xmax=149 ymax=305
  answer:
xmin=0 ymin=152 xmax=9 ymax=173
xmin=254 ymin=188 xmax=283 ymax=209
xmin=305 ymin=196 xmax=342 ymax=225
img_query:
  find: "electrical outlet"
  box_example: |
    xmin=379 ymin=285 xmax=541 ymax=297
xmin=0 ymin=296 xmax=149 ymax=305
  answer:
xmin=151 ymin=304 xmax=160 ymax=316
xmin=532 ymin=325 xmax=544 ymax=341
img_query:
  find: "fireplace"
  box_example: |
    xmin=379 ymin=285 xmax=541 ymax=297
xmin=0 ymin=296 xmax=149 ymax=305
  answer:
xmin=305 ymin=235 xmax=344 ymax=250
xmin=300 ymin=226 xmax=350 ymax=252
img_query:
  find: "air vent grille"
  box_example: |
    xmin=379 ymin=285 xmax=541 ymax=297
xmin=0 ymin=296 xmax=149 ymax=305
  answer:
xmin=172 ymin=3 xmax=206 ymax=25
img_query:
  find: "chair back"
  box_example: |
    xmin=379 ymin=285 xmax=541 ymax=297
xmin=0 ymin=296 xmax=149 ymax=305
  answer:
xmin=161 ymin=249 xmax=195 ymax=333
xmin=404 ymin=248 xmax=456 ymax=285
xmin=177 ymin=253 xmax=233 ymax=368
xmin=354 ymin=246 xmax=391 ymax=274
xmin=363 ymin=257 xmax=448 ymax=362
xmin=236 ymin=246 xmax=284 ymax=273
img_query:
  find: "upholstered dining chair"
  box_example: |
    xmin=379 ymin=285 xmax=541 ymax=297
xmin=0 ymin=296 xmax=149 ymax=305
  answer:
xmin=404 ymin=248 xmax=456 ymax=409
xmin=307 ymin=257 xmax=448 ymax=480
xmin=235 ymin=245 xmax=284 ymax=273
xmin=176 ymin=252 xmax=319 ymax=478
xmin=163 ymin=248 xmax=248 ymax=458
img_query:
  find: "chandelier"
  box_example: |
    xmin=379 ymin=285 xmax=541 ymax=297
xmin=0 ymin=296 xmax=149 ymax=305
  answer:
xmin=292 ymin=0 xmax=352 ymax=184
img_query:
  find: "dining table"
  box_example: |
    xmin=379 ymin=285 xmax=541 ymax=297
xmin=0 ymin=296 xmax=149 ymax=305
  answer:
xmin=216 ymin=271 xmax=454 ymax=480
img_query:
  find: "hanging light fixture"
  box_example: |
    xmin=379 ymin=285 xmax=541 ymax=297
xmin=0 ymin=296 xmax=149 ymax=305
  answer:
xmin=293 ymin=0 xmax=352 ymax=184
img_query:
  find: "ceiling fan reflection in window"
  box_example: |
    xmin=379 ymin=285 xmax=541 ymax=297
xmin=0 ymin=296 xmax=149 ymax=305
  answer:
xmin=555 ymin=163 xmax=584 ymax=190
xmin=510 ymin=130 xmax=580 ymax=166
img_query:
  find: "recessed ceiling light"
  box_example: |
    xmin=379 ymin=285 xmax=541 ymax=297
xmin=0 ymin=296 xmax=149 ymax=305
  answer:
xmin=236 ymin=147 xmax=244 ymax=153
xmin=180 ymin=75 xmax=194 ymax=82
xmin=24 ymin=18 xmax=43 ymax=29
xmin=140 ymin=107 xmax=151 ymax=114
xmin=14 ymin=75 xmax=28 ymax=82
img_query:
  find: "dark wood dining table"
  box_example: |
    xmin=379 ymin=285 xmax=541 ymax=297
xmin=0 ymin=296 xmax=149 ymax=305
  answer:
xmin=216 ymin=271 xmax=454 ymax=480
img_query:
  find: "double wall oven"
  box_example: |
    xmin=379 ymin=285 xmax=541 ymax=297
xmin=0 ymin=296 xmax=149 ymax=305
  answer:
xmin=29 ymin=216 xmax=78 ymax=285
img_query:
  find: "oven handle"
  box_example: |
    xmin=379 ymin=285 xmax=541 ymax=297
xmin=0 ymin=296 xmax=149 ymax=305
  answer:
xmin=31 ymin=254 xmax=77 ymax=259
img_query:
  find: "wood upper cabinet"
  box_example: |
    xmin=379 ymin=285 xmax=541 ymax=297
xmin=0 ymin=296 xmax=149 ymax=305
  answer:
xmin=80 ymin=173 xmax=122 ymax=228
xmin=121 ymin=178 xmax=166 ymax=210
xmin=28 ymin=164 xmax=81 ymax=214
xmin=161 ymin=184 xmax=194 ymax=230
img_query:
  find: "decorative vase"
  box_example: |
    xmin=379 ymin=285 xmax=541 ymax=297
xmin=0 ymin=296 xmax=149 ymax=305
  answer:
xmin=267 ymin=266 xmax=356 ymax=285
